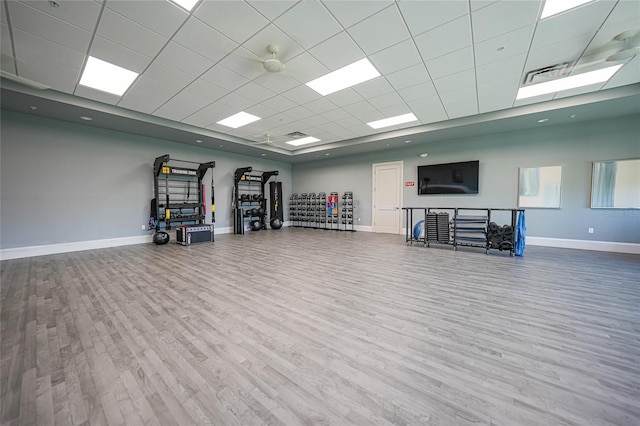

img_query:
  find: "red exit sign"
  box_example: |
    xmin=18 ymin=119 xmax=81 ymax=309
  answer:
xmin=405 ymin=181 xmax=415 ymax=186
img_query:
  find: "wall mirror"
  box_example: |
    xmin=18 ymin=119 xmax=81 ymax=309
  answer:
xmin=591 ymin=158 xmax=640 ymax=208
xmin=518 ymin=165 xmax=562 ymax=208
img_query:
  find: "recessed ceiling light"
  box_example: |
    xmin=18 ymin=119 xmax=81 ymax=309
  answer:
xmin=516 ymin=64 xmax=623 ymax=99
xmin=540 ymin=0 xmax=593 ymax=19
xmin=219 ymin=144 xmax=223 ymax=148
xmin=570 ymin=114 xmax=576 ymax=119
xmin=325 ymin=153 xmax=331 ymax=156
xmin=195 ymin=139 xmax=203 ymax=143
xmin=537 ymin=118 xmax=549 ymax=123
xmin=306 ymin=58 xmax=380 ymax=96
xmin=367 ymin=113 xmax=418 ymax=129
xmin=286 ymin=136 xmax=320 ymax=146
xmin=261 ymin=153 xmax=267 ymax=156
xmin=79 ymin=56 xmax=138 ymax=96
xmin=216 ymin=111 xmax=261 ymax=129
xmin=29 ymin=105 xmax=37 ymax=111
xmin=419 ymin=152 xmax=429 ymax=158
xmin=169 ymin=0 xmax=199 ymax=12
xmin=404 ymin=140 xmax=412 ymax=144
xmin=80 ymin=116 xmax=93 ymax=121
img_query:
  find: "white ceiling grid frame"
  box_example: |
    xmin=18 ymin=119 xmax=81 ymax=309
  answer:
xmin=440 ymin=85 xmax=480 ymax=119
xmin=322 ymin=0 xmax=393 ymax=29
xmin=346 ymin=4 xmax=411 ymax=55
xmin=414 ymin=14 xmax=473 ymax=61
xmin=473 ymin=24 xmax=536 ymax=67
xmin=183 ymin=102 xmax=238 ymax=128
xmin=369 ymin=38 xmax=423 ymax=75
xmin=119 ymin=75 xmax=185 ymax=114
xmin=154 ymin=89 xmax=214 ymax=122
xmin=90 ymin=36 xmax=153 ymax=74
xmin=397 ymin=81 xmax=438 ymax=103
xmin=308 ymin=31 xmax=365 ymax=71
xmin=17 ymin=51 xmax=79 ymax=93
xmin=11 ymin=26 xmax=85 ymax=71
xmin=194 ymin=0 xmax=270 ymax=45
xmin=0 ymin=22 xmax=16 ymax=74
xmin=472 ymin=0 xmax=543 ymax=43
xmin=200 ymin=64 xmax=250 ymax=92
xmin=96 ymin=7 xmax=168 ymax=59
xmin=324 ymin=88 xmax=365 ymax=108
xmin=171 ymin=15 xmax=238 ymax=64
xmin=273 ymin=1 xmax=343 ymax=50
xmin=105 ymin=0 xmax=189 ymax=38
xmin=398 ymin=0 xmax=470 ymax=37
xmin=22 ymin=0 xmax=101 ymax=32
xmin=217 ymin=46 xmax=265 ymax=80
xmin=154 ymin=42 xmax=213 ymax=81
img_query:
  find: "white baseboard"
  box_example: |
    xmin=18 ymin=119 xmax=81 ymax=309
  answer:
xmin=355 ymin=225 xmax=373 ymax=232
xmin=527 ymin=237 xmax=640 ymax=254
xmin=214 ymin=226 xmax=233 ymax=235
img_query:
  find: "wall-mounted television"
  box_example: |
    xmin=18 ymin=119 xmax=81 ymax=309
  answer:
xmin=418 ymin=160 xmax=479 ymax=195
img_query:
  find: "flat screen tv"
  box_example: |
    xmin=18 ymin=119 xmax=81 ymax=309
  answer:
xmin=418 ymin=160 xmax=479 ymax=195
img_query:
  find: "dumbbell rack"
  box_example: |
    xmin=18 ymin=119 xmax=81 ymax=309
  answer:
xmin=316 ymin=192 xmax=327 ymax=228
xmin=327 ymin=192 xmax=339 ymax=230
xmin=340 ymin=192 xmax=355 ymax=231
xmin=233 ymin=167 xmax=278 ymax=234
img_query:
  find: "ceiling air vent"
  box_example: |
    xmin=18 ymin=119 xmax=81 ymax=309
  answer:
xmin=524 ymin=62 xmax=573 ymax=85
xmin=287 ymin=131 xmax=307 ymax=138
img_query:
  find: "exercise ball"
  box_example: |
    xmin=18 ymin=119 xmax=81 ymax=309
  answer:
xmin=412 ymin=220 xmax=425 ymax=241
xmin=153 ymin=231 xmax=170 ymax=245
xmin=270 ymin=217 xmax=283 ymax=230
xmin=250 ymin=220 xmax=262 ymax=231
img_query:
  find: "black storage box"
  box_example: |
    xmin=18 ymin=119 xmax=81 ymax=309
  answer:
xmin=176 ymin=224 xmax=214 ymax=245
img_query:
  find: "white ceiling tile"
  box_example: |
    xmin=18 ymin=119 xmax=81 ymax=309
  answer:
xmin=182 ymin=102 xmax=237 ymax=128
xmin=1 ymin=52 xmax=15 ymax=75
xmin=74 ymin=85 xmax=121 ymax=105
xmin=97 ymin=8 xmax=168 ymax=58
xmin=258 ymin=95 xmax=298 ymax=114
xmin=426 ymin=46 xmax=474 ymax=79
xmin=477 ymin=81 xmax=516 ymax=113
xmin=241 ymin=24 xmax=305 ymax=64
xmin=106 ymin=0 xmax=189 ymax=38
xmin=282 ymin=85 xmax=322 ymax=105
xmin=475 ymin=53 xmax=526 ymax=85
xmin=470 ymin=1 xmax=499 ymax=12
xmin=353 ymin=77 xmax=394 ymax=98
xmin=369 ymin=39 xmax=422 ymax=75
xmin=1 ymin=4 xmax=7 ymax=24
xmin=173 ymin=17 xmax=238 ymax=63
xmin=156 ymin=42 xmax=214 ymax=77
xmin=472 ymin=0 xmax=542 ymax=43
xmin=341 ymin=100 xmax=381 ymax=121
xmin=604 ymin=0 xmax=640 ymax=26
xmin=143 ymin=60 xmax=194 ymax=89
xmin=90 ymin=37 xmax=152 ymax=74
xmin=440 ymin=85 xmax=478 ymax=119
xmin=387 ymin=63 xmax=430 ymax=90
xmin=16 ymin=52 xmax=79 ymax=93
xmin=302 ymin=114 xmax=331 ymax=127
xmin=218 ymin=47 xmax=264 ymax=80
xmin=274 ymin=1 xmax=342 ymax=49
xmin=7 ymin=1 xmax=92 ymax=52
xmin=474 ymin=25 xmax=534 ymax=66
xmin=414 ymin=14 xmax=472 ymax=61
xmin=322 ymin=108 xmax=351 ymax=122
xmin=323 ymin=0 xmax=394 ymax=28
xmin=244 ymin=103 xmax=277 ymax=120
xmin=552 ymin=82 xmax=606 ymax=99
xmin=335 ymin=116 xmax=362 ymax=128
xmin=282 ymin=105 xmax=316 ymax=120
xmin=217 ymin=92 xmax=254 ymax=110
xmin=118 ymin=76 xmax=182 ymax=114
xmin=525 ymin=33 xmax=594 ymax=72
xmin=584 ymin=17 xmax=639 ymax=54
xmin=200 ymin=65 xmax=250 ymax=92
xmin=309 ymin=31 xmax=364 ymax=70
xmin=154 ymin=90 xmax=213 ymax=121
xmin=399 ymin=0 xmax=469 ymax=36
xmin=22 ymin=0 xmax=101 ymax=32
xmin=532 ymin=1 xmax=615 ymax=50
xmin=281 ymin=51 xmax=329 ymax=83
xmin=603 ymin=56 xmax=640 ymax=89
xmin=304 ymin=97 xmax=336 ymax=114
xmin=368 ymin=91 xmax=405 ymax=110
xmin=12 ymin=27 xmax=85 ymax=70
xmin=195 ymin=0 xmax=269 ymax=44
xmin=235 ymin=81 xmax=276 ymax=103
xmin=378 ymin=104 xmax=415 ymax=119
xmin=407 ymin=96 xmax=448 ymax=124
xmin=397 ymin=81 xmax=438 ymax=102
xmin=184 ymin=78 xmax=228 ymax=100
xmin=325 ymin=88 xmax=364 ymax=107
xmin=246 ymin=1 xmax=297 ymax=21
xmin=253 ymin=72 xmax=300 ymax=94
xmin=433 ymin=68 xmax=476 ymax=93
xmin=348 ymin=5 xmax=411 ymax=55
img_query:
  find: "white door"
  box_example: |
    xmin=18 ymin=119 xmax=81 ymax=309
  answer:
xmin=372 ymin=161 xmax=403 ymax=234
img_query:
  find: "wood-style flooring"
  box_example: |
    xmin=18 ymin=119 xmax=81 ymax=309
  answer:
xmin=1 ymin=229 xmax=639 ymax=425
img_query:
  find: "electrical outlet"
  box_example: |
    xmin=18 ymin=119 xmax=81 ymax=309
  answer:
xmin=358 ymin=217 xmax=361 ymax=222
xmin=588 ymin=227 xmax=594 ymax=234
xmin=142 ymin=225 xmax=146 ymax=230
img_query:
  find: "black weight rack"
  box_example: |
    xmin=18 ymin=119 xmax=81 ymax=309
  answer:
xmin=233 ymin=167 xmax=279 ymax=234
xmin=152 ymin=154 xmax=215 ymax=231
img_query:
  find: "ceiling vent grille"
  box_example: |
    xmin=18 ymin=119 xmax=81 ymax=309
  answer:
xmin=524 ymin=62 xmax=573 ymax=85
xmin=287 ymin=131 xmax=307 ymax=138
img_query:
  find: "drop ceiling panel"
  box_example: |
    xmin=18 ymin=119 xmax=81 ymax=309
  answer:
xmin=97 ymin=8 xmax=168 ymax=58
xmin=525 ymin=33 xmax=593 ymax=72
xmin=22 ymin=0 xmax=101 ymax=32
xmin=282 ymin=105 xmax=316 ymax=120
xmin=397 ymin=81 xmax=437 ymax=102
xmin=200 ymin=65 xmax=249 ymax=92
xmin=605 ymin=0 xmax=640 ymax=26
xmin=433 ymin=68 xmax=476 ymax=93
xmin=11 ymin=27 xmax=85 ymax=70
xmin=325 ymin=89 xmax=364 ymax=107
xmin=90 ymin=36 xmax=153 ymax=74
xmin=182 ymin=102 xmax=237 ymax=128
xmin=426 ymin=46 xmax=474 ymax=79
xmin=386 ymin=64 xmax=431 ymax=90
xmin=440 ymin=86 xmax=479 ymax=119
xmin=74 ymin=85 xmax=121 ymax=105
xmin=602 ymin=57 xmax=640 ymax=90
xmin=474 ymin=24 xmax=535 ymax=66
xmin=274 ymin=1 xmax=342 ymax=49
xmin=154 ymin=90 xmax=213 ymax=122
xmin=172 ymin=17 xmax=238 ymax=63
xmin=235 ymin=81 xmax=276 ymax=103
xmin=472 ymin=0 xmax=542 ymax=43
xmin=323 ymin=1 xmax=393 ymax=29
xmin=155 ymin=42 xmax=214 ymax=78
xmin=217 ymin=91 xmax=254 ymax=110
xmin=304 ymin=97 xmax=337 ymax=114
xmin=218 ymin=46 xmax=265 ymax=80
xmin=144 ymin=59 xmax=195 ymax=90
xmin=398 ymin=0 xmax=470 ymax=36
xmin=309 ymin=31 xmax=364 ymax=71
xmin=17 ymin=53 xmax=79 ymax=93
xmin=241 ymin=24 xmax=304 ymax=63
xmin=258 ymin=94 xmax=298 ymax=113
xmin=335 ymin=116 xmax=362 ymax=128
xmin=354 ymin=77 xmax=394 ymax=98
xmin=184 ymin=78 xmax=228 ymax=100
xmin=477 ymin=81 xmax=516 ymax=113
xmin=406 ymin=96 xmax=448 ymax=124
xmin=347 ymin=5 xmax=411 ymax=55
xmin=195 ymin=0 xmax=269 ymax=45
xmin=531 ymin=1 xmax=615 ymax=50
xmin=119 ymin=76 xmax=182 ymax=114
xmin=476 ymin=53 xmax=526 ymax=85
xmin=414 ymin=14 xmax=472 ymax=61
xmin=106 ymin=0 xmax=189 ymax=38
xmin=321 ymin=108 xmax=351 ymax=122
xmin=253 ymin=72 xmax=300 ymax=94
xmin=552 ymin=82 xmax=607 ymax=100
xmin=244 ymin=103 xmax=276 ymax=120
xmin=342 ymin=100 xmax=379 ymax=120
xmin=246 ymin=1 xmax=296 ymax=22
xmin=282 ymin=85 xmax=321 ymax=105
xmin=281 ymin=52 xmax=329 ymax=83
xmin=378 ymin=104 xmax=415 ymax=120
xmin=7 ymin=1 xmax=92 ymax=52
xmin=301 ymin=114 xmax=331 ymax=127
xmin=585 ymin=17 xmax=640 ymax=54
xmin=369 ymin=39 xmax=422 ymax=75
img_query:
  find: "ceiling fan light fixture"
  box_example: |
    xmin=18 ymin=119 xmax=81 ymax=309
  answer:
xmin=264 ymin=58 xmax=285 ymax=73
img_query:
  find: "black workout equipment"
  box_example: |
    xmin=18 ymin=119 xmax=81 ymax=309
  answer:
xmin=258 ymin=207 xmax=265 ymax=216
xmin=233 ymin=167 xmax=279 ymax=234
xmin=251 ymin=208 xmax=259 ymax=216
xmin=241 ymin=194 xmax=250 ymax=202
xmin=153 ymin=231 xmax=170 ymax=245
xmin=270 ymin=217 xmax=283 ymax=230
xmin=250 ymin=220 xmax=262 ymax=231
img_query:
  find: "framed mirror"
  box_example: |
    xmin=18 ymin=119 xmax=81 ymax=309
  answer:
xmin=591 ymin=158 xmax=640 ymax=208
xmin=518 ymin=165 xmax=562 ymax=208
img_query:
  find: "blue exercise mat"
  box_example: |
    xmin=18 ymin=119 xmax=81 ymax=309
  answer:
xmin=514 ymin=211 xmax=526 ymax=256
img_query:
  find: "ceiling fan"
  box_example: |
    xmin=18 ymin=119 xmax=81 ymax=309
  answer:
xmin=262 ymin=44 xmax=286 ymax=73
xmin=248 ymin=134 xmax=280 ymax=147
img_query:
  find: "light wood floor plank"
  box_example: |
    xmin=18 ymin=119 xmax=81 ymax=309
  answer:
xmin=2 ymin=229 xmax=639 ymax=425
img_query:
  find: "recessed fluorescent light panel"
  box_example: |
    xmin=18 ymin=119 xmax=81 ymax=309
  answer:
xmin=367 ymin=113 xmax=418 ymax=129
xmin=216 ymin=111 xmax=261 ymax=129
xmin=306 ymin=58 xmax=380 ymax=96
xmin=516 ymin=65 xmax=623 ymax=99
xmin=79 ymin=56 xmax=138 ymax=96
xmin=540 ymin=0 xmax=593 ymax=19
xmin=286 ymin=136 xmax=321 ymax=147
xmin=169 ymin=0 xmax=199 ymax=12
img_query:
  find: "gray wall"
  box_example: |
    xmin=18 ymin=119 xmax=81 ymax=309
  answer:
xmin=293 ymin=115 xmax=640 ymax=243
xmin=0 ymin=111 xmax=292 ymax=249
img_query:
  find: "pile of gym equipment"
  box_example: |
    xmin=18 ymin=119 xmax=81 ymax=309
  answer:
xmin=233 ymin=167 xmax=283 ymax=234
xmin=150 ymin=154 xmax=215 ymax=245
xmin=289 ymin=191 xmax=355 ymax=231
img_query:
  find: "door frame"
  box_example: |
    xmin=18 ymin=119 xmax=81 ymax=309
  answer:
xmin=371 ymin=161 xmax=404 ymax=234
